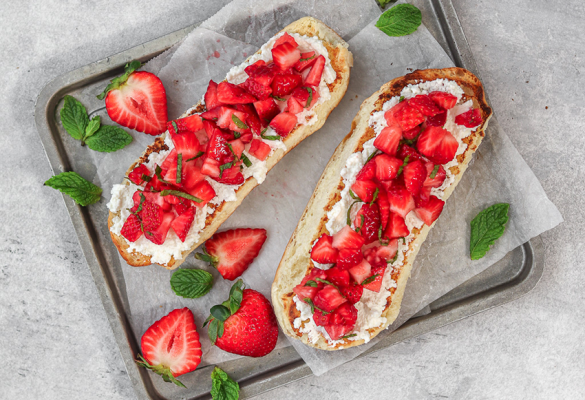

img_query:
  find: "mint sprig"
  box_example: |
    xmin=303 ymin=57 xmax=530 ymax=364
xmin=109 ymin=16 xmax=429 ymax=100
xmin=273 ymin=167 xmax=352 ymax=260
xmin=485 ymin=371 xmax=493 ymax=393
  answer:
xmin=44 ymin=171 xmax=102 ymax=206
xmin=211 ymin=366 xmax=240 ymax=400
xmin=170 ymin=269 xmax=213 ymax=299
xmin=470 ymin=203 xmax=510 ymax=260
xmin=376 ymin=4 xmax=422 ymax=37
xmin=60 ymin=95 xmax=88 ymax=141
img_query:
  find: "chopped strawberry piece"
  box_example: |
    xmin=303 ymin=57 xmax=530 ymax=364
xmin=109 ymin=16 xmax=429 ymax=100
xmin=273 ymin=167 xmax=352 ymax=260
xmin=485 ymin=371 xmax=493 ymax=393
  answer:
xmin=303 ymin=55 xmax=325 ymax=86
xmin=403 ymin=159 xmax=427 ymax=196
xmin=363 ymin=241 xmax=398 ymax=268
xmin=168 ymin=114 xmax=204 ymax=135
xmin=253 ymin=98 xmax=280 ymax=124
xmin=269 ymin=112 xmax=297 ymax=137
xmin=402 ymin=125 xmax=422 ymax=140
xmin=244 ymin=60 xmax=266 ymax=76
xmin=235 ymin=104 xmax=262 ymax=135
xmin=455 ymin=108 xmax=483 ymax=128
xmin=169 ymin=130 xmax=201 ymax=161
xmin=201 ymin=228 xmax=267 ymax=280
xmin=121 ymin=213 xmax=143 ymax=242
xmin=248 ymin=139 xmax=271 ymax=161
xmin=341 ymin=284 xmax=363 ymax=304
xmin=397 ymin=144 xmax=423 ymax=161
xmin=200 ymin=107 xmax=220 ymax=121
xmin=241 ymin=78 xmax=272 ymax=100
xmin=415 ymin=195 xmax=445 ymax=226
xmin=313 ymin=310 xmax=330 ymax=327
xmin=362 ymin=266 xmax=386 ymax=292
xmin=204 ymin=121 xmax=232 ymax=162
xmin=217 ymin=82 xmax=257 ymax=104
xmin=325 ymin=303 xmax=357 ymax=340
xmin=387 ymin=186 xmax=415 ymax=218
xmin=204 ymin=80 xmax=224 ymax=111
xmin=291 ymin=86 xmax=319 ymax=109
xmin=408 ymin=94 xmax=443 ymax=116
xmin=426 ymin=110 xmax=447 ymax=127
xmin=348 ymin=259 xmax=372 ymax=284
xmin=376 ymin=189 xmax=390 ymax=229
xmin=293 ymin=285 xmax=319 ymax=302
xmin=332 ymin=226 xmax=366 ymax=250
xmin=415 ymin=185 xmax=432 ymax=208
xmin=287 ymin=96 xmax=304 ymax=114
xmin=201 ymin=157 xmax=221 ymax=178
xmin=163 ymin=193 xmax=180 ymax=205
xmin=228 ymin=139 xmax=244 ymax=159
xmin=143 ymin=191 xmax=172 ymax=211
xmin=417 ymin=126 xmax=458 ymax=165
xmin=173 ymin=199 xmax=192 ymax=216
xmin=384 ymin=101 xmax=409 ymax=126
xmin=313 ymin=285 xmax=346 ymax=312
xmin=274 ymin=33 xmax=298 ymax=48
xmin=326 ymin=267 xmax=350 ymax=288
xmin=374 ymin=125 xmax=402 ymax=156
xmin=271 ymin=42 xmax=301 ymax=71
xmin=384 ymin=212 xmax=410 ymax=239
xmin=394 ymin=104 xmax=425 ymax=131
xmin=423 ymin=161 xmax=446 ymax=188
xmin=216 ymin=107 xmax=249 ymax=133
xmin=294 ymin=51 xmax=317 ymax=72
xmin=144 ymin=212 xmax=174 ymax=245
xmin=374 ymin=154 xmax=402 ymax=181
xmin=245 ymin=62 xmax=277 ymax=87
xmin=144 ymin=170 xmax=165 ymax=192
xmin=128 ymin=164 xmax=151 ymax=186
xmin=428 ymin=91 xmax=457 ymax=110
xmin=187 ymin=180 xmax=216 ymax=208
xmin=354 ymin=203 xmax=381 ymax=245
xmin=214 ymin=163 xmax=244 ymax=185
xmin=301 ymin=268 xmax=328 ymax=287
xmin=356 ymin=159 xmax=376 ymax=181
xmin=337 ymin=248 xmax=364 ymax=270
xmin=271 ymin=74 xmax=302 ymax=97
xmin=311 ymin=234 xmax=339 ymax=264
xmin=171 ymin=207 xmax=195 ymax=242
xmin=351 ymin=179 xmax=378 ymax=203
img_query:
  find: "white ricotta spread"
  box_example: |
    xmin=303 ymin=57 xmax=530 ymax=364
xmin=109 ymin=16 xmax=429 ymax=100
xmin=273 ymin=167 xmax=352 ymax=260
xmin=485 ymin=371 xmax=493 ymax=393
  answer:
xmin=295 ymin=79 xmax=480 ymax=345
xmin=108 ymin=31 xmax=335 ymax=265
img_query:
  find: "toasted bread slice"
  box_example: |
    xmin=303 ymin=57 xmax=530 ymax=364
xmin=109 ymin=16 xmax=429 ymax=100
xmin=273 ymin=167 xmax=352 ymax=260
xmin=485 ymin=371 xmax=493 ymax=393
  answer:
xmin=272 ymin=68 xmax=493 ymax=350
xmin=108 ymin=17 xmax=352 ymax=269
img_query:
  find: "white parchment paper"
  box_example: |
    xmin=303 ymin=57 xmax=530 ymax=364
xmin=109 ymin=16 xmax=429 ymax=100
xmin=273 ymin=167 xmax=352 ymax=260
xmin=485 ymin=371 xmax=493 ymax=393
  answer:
xmin=93 ymin=0 xmax=562 ymax=376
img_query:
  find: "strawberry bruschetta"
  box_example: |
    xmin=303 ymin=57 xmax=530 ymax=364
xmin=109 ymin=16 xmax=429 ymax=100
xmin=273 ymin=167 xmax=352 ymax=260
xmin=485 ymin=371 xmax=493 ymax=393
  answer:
xmin=272 ymin=68 xmax=492 ymax=350
xmin=106 ymin=17 xmax=352 ymax=268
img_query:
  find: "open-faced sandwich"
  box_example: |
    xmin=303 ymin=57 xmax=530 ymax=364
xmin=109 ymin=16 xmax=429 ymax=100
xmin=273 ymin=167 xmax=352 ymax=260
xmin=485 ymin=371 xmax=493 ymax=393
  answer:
xmin=272 ymin=68 xmax=492 ymax=350
xmin=106 ymin=17 xmax=353 ymax=269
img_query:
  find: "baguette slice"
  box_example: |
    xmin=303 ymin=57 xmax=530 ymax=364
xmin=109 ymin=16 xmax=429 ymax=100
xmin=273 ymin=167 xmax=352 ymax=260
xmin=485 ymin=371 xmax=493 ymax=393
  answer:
xmin=272 ymin=68 xmax=492 ymax=350
xmin=108 ymin=17 xmax=352 ymax=269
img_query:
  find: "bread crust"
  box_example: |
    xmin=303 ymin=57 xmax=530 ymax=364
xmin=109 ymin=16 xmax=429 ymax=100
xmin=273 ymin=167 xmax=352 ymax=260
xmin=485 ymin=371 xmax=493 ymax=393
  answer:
xmin=108 ymin=17 xmax=353 ymax=269
xmin=271 ymin=68 xmax=493 ymax=350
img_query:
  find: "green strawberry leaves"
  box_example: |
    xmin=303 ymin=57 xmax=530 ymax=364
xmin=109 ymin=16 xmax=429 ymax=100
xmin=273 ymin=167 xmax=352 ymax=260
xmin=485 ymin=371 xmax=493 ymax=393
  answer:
xmin=211 ymin=367 xmax=240 ymax=400
xmin=97 ymin=60 xmax=141 ymax=100
xmin=470 ymin=203 xmax=510 ymax=260
xmin=205 ymin=280 xmax=245 ymax=345
xmin=170 ymin=269 xmax=214 ymax=299
xmin=135 ymin=354 xmax=186 ymax=388
xmin=60 ymin=95 xmax=89 ymax=140
xmin=44 ymin=171 xmax=102 ymax=206
xmin=376 ymin=4 xmax=422 ymax=37
xmin=85 ymin=125 xmax=132 ymax=152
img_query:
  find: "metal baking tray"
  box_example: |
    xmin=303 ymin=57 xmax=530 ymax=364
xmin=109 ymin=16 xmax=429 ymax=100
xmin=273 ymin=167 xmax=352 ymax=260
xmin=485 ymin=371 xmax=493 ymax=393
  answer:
xmin=34 ymin=1 xmax=545 ymax=399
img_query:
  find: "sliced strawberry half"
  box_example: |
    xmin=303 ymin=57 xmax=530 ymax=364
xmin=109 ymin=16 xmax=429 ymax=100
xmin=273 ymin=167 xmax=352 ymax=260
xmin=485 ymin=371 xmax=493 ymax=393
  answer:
xmin=428 ymin=91 xmax=457 ymax=110
xmin=272 ymin=42 xmax=301 ymax=71
xmin=455 ymin=108 xmax=483 ymax=128
xmin=303 ymin=55 xmax=325 ymax=87
xmin=201 ymin=157 xmax=221 ymax=178
xmin=253 ymin=98 xmax=280 ymax=124
xmin=397 ymin=144 xmax=423 ymax=162
xmin=403 ymin=159 xmax=427 ymax=196
xmin=332 ymin=226 xmax=366 ymax=250
xmin=204 ymin=80 xmax=225 ymax=110
xmin=197 ymin=228 xmax=267 ymax=280
xmin=313 ymin=285 xmax=346 ymax=312
xmin=351 ymin=179 xmax=378 ymax=203
xmin=217 ymin=82 xmax=257 ymax=104
xmin=294 ymin=51 xmax=317 ymax=72
xmin=387 ymin=186 xmax=415 ymax=219
xmin=121 ymin=213 xmax=143 ymax=242
xmin=269 ymin=112 xmax=297 ymax=137
xmin=417 ymin=126 xmax=458 ymax=165
xmin=128 ymin=164 xmax=151 ymax=186
xmin=137 ymin=308 xmax=202 ymax=387
xmin=249 ymin=139 xmax=271 ymax=161
xmin=271 ymin=74 xmax=302 ymax=97
xmin=362 ymin=266 xmax=386 ymax=292
xmin=374 ymin=125 xmax=402 ymax=156
xmin=374 ymin=154 xmax=402 ymax=181
xmin=356 ymin=158 xmax=376 ymax=181
xmin=348 ymin=259 xmax=372 ymax=284
xmin=426 ymin=110 xmax=447 ymax=127
xmin=291 ymin=86 xmax=320 ymax=109
xmin=311 ymin=234 xmax=339 ymax=264
xmin=408 ymin=94 xmax=443 ymax=116
xmin=415 ymin=195 xmax=445 ymax=226
xmin=171 ymin=207 xmax=195 ymax=242
xmin=384 ymin=212 xmax=410 ymax=239
xmin=423 ymin=161 xmax=446 ymax=188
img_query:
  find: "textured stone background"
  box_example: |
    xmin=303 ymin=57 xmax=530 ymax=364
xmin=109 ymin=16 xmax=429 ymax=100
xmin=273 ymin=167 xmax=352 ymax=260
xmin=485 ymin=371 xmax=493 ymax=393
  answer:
xmin=1 ymin=0 xmax=583 ymax=399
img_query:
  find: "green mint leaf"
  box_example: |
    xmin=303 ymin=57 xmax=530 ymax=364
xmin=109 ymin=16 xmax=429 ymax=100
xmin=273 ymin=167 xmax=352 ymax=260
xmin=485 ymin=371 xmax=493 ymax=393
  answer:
xmin=348 ymin=189 xmax=362 ymax=201
xmin=303 ymin=298 xmax=315 ymax=314
xmin=261 ymin=133 xmax=281 ymax=141
xmin=219 ymin=161 xmax=234 ymax=178
xmin=376 ymin=4 xmax=422 ymax=37
xmin=388 ymin=251 xmax=399 ymax=264
xmin=430 ymin=165 xmax=440 ymax=179
xmin=154 ymin=165 xmax=172 ymax=185
xmin=186 ymin=151 xmax=205 ymax=162
xmin=341 ymin=333 xmax=357 ymax=339
xmin=176 ymin=153 xmax=182 ymax=184
xmin=60 ymin=95 xmax=89 ymax=141
xmin=470 ymin=203 xmax=510 ymax=260
xmin=270 ymin=94 xmax=286 ymax=101
xmin=233 ymin=131 xmax=241 ymax=139
xmin=170 ymin=269 xmax=213 ymax=299
xmin=171 ymin=121 xmax=178 ymax=133
xmin=299 ymin=54 xmax=316 ymax=62
xmin=44 ymin=171 xmax=102 ymax=206
xmin=304 ymin=280 xmax=318 ymax=288
xmin=399 ymin=95 xmax=405 ymax=102
xmin=84 ymin=115 xmax=101 ymax=141
xmin=370 ymin=188 xmax=379 ymax=205
xmin=347 ymin=200 xmax=363 ymax=226
xmin=241 ymin=153 xmax=252 ymax=167
xmin=97 ymin=60 xmax=141 ymax=100
xmin=141 ymin=174 xmax=151 ymax=182
xmin=366 ymin=150 xmax=380 ymax=163
xmin=231 ymin=114 xmax=248 ymax=129
xmin=397 ymin=155 xmax=410 ymax=175
xmin=211 ymin=367 xmax=240 ymax=400
xmin=304 ymin=87 xmax=313 ymax=108
xmin=160 ymin=189 xmax=202 ymax=203
xmin=355 ymin=214 xmax=365 ymax=233
xmin=85 ymin=125 xmax=132 ymax=152
xmin=361 ymin=274 xmax=380 ymax=286
xmin=315 ymin=278 xmax=338 ymax=289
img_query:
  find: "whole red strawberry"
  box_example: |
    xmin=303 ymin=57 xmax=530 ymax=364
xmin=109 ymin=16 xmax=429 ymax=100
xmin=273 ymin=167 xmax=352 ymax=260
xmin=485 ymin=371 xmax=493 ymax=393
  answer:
xmin=205 ymin=280 xmax=278 ymax=358
xmin=97 ymin=60 xmax=168 ymax=135
xmin=136 ymin=308 xmax=202 ymax=388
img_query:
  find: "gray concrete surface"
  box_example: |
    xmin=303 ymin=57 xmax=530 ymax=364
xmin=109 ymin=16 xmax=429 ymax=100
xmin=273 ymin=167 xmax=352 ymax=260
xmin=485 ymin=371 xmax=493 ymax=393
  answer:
xmin=1 ymin=0 xmax=583 ymax=399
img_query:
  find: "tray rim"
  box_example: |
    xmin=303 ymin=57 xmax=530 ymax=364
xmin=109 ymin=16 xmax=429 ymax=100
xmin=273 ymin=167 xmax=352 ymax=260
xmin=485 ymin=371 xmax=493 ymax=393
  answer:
xmin=33 ymin=1 xmax=545 ymax=399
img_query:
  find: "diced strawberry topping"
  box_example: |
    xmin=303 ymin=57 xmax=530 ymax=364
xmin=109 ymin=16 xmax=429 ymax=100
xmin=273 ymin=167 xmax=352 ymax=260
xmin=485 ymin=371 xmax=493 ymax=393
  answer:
xmin=362 ymin=241 xmax=398 ymax=268
xmin=403 ymin=159 xmax=427 ymax=196
xmin=271 ymin=42 xmax=301 ymax=71
xmin=402 ymin=125 xmax=422 ymax=140
xmin=417 ymin=126 xmax=458 ymax=165
xmin=426 ymin=110 xmax=447 ymax=127
xmin=325 ymin=303 xmax=357 ymax=340
xmin=274 ymin=33 xmax=298 ymax=48
xmin=332 ymin=226 xmax=366 ymax=250
xmin=374 ymin=125 xmax=402 ymax=156
xmin=311 ymin=234 xmax=339 ymax=264
xmin=326 ymin=267 xmax=350 ymax=288
xmin=374 ymin=154 xmax=402 ymax=181
xmin=173 ymin=199 xmax=192 ymax=216
xmin=287 ymin=96 xmax=304 ymax=114
xmin=121 ymin=213 xmax=143 ymax=242
xmin=204 ymin=80 xmax=224 ymax=111
xmin=171 ymin=207 xmax=195 ymax=242
xmin=253 ymin=98 xmax=280 ymax=124
xmin=415 ymin=185 xmax=432 ymax=208
xmin=356 ymin=159 xmax=376 ymax=181
xmin=235 ymin=104 xmax=262 ymax=135
xmin=376 ymin=189 xmax=390 ymax=229
xmin=455 ymin=108 xmax=483 ymax=128
xmin=303 ymin=55 xmax=325 ymax=87
xmin=362 ymin=266 xmax=386 ymax=292
xmin=351 ymin=179 xmax=378 ymax=203
xmin=353 ymin=203 xmax=381 ymax=245
xmin=428 ymin=91 xmax=457 ymax=110
xmin=271 ymin=74 xmax=302 ymax=97
xmin=214 ymin=163 xmax=244 ymax=185
xmin=144 ymin=211 xmax=174 ymax=245
xmin=245 ymin=62 xmax=277 ymax=87
xmin=384 ymin=101 xmax=409 ymax=126
xmin=384 ymin=212 xmax=410 ymax=239
xmin=301 ymin=268 xmax=328 ymax=287
xmin=293 ymin=285 xmax=319 ymax=303
xmin=248 ymin=139 xmax=270 ymax=161
xmin=397 ymin=144 xmax=423 ymax=161
xmin=200 ymin=107 xmax=219 ymax=121
xmin=228 ymin=139 xmax=244 ymax=159
xmin=169 ymin=130 xmax=201 ymax=161
xmin=313 ymin=310 xmax=330 ymax=327
xmin=294 ymin=51 xmax=317 ymax=72
xmin=187 ymin=180 xmax=216 ymax=208
xmin=241 ymin=78 xmax=272 ymax=100
xmin=217 ymin=82 xmax=257 ymax=104
xmin=387 ymin=186 xmax=415 ymax=218
xmin=423 ymin=161 xmax=446 ymax=188
xmin=341 ymin=284 xmax=363 ymax=304
xmin=269 ymin=112 xmax=297 ymax=137
xmin=415 ymin=195 xmax=445 ymax=226
xmin=128 ymin=164 xmax=151 ymax=186
xmin=336 ymin=248 xmax=364 ymax=270
xmin=313 ymin=285 xmax=346 ymax=312
xmin=393 ymin=104 xmax=425 ymax=131
xmin=408 ymin=94 xmax=443 ymax=116
xmin=348 ymin=259 xmax=372 ymax=284
xmin=201 ymin=157 xmax=221 ymax=178
xmin=142 ymin=191 xmax=171 ymax=212
xmin=291 ymin=86 xmax=319 ymax=109
xmin=216 ymin=107 xmax=248 ymax=132
xmin=204 ymin=121 xmax=231 ymax=162
xmin=144 ymin=170 xmax=165 ymax=192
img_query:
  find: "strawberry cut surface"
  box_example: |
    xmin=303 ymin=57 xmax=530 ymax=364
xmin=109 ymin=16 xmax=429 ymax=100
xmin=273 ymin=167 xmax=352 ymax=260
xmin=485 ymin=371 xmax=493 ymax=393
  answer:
xmin=332 ymin=226 xmax=366 ymax=250
xmin=336 ymin=248 xmax=364 ymax=270
xmin=303 ymin=55 xmax=325 ymax=87
xmin=455 ymin=108 xmax=483 ymax=127
xmin=249 ymin=139 xmax=271 ymax=161
xmin=374 ymin=125 xmax=402 ymax=156
xmin=417 ymin=126 xmax=458 ymax=165
xmin=128 ymin=164 xmax=151 ymax=186
xmin=313 ymin=285 xmax=347 ymax=312
xmin=362 ymin=266 xmax=386 ymax=292
xmin=217 ymin=82 xmax=257 ymax=104
xmin=271 ymin=74 xmax=302 ymax=96
xmin=269 ymin=112 xmax=297 ymax=137
xmin=408 ymin=94 xmax=443 ymax=116
xmin=204 ymin=80 xmax=224 ymax=111
xmin=311 ymin=234 xmax=339 ymax=264
xmin=415 ymin=195 xmax=445 ymax=226
xmin=271 ymin=42 xmax=301 ymax=71
xmin=253 ymin=98 xmax=280 ymax=124
xmin=384 ymin=212 xmax=410 ymax=239
xmin=393 ymin=103 xmax=425 ymax=131
xmin=403 ymin=159 xmax=427 ymax=196
xmin=171 ymin=207 xmax=195 ymax=242
xmin=428 ymin=91 xmax=457 ymax=110
xmin=387 ymin=186 xmax=415 ymax=219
